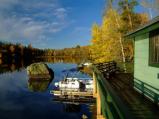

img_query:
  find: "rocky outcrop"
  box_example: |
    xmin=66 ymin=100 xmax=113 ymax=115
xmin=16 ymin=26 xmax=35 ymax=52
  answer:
xmin=27 ymin=62 xmax=54 ymax=79
xmin=27 ymin=62 xmax=54 ymax=92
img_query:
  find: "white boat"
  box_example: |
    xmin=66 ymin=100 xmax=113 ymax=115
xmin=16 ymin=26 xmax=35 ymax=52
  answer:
xmin=54 ymin=77 xmax=93 ymax=91
xmin=83 ymin=62 xmax=92 ymax=66
xmin=78 ymin=62 xmax=92 ymax=69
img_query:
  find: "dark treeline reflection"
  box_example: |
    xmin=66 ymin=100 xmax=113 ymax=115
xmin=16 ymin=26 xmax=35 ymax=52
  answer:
xmin=0 ymin=56 xmax=86 ymax=74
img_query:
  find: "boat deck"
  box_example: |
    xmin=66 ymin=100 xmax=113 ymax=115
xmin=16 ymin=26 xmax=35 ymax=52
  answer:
xmin=107 ymin=73 xmax=159 ymax=119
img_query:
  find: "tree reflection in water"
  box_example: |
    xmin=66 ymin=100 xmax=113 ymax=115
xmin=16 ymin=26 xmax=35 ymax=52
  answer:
xmin=0 ymin=56 xmax=85 ymax=74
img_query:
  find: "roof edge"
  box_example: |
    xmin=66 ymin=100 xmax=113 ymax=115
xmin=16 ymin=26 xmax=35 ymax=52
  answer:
xmin=125 ymin=16 xmax=159 ymax=37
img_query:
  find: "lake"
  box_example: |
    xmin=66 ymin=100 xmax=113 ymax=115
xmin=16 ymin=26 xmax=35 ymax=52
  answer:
xmin=0 ymin=61 xmax=95 ymax=119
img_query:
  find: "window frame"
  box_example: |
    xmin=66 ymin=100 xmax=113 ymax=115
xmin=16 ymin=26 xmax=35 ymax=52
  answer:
xmin=149 ymin=28 xmax=159 ymax=68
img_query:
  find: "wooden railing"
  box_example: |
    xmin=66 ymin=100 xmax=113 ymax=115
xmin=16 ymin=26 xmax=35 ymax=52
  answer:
xmin=94 ymin=61 xmax=118 ymax=79
xmin=92 ymin=61 xmax=134 ymax=119
xmin=134 ymin=78 xmax=159 ymax=104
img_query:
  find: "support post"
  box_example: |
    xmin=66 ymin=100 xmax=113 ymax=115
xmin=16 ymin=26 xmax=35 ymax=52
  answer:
xmin=93 ymin=72 xmax=97 ymax=97
xmin=96 ymin=82 xmax=105 ymax=119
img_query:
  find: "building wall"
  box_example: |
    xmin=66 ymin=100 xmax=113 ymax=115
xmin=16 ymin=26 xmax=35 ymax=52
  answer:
xmin=134 ymin=33 xmax=159 ymax=96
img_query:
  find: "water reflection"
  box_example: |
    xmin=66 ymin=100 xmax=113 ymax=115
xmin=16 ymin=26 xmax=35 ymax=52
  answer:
xmin=0 ymin=57 xmax=85 ymax=74
xmin=0 ymin=59 xmax=94 ymax=119
xmin=28 ymin=78 xmax=52 ymax=92
xmin=63 ymin=104 xmax=81 ymax=112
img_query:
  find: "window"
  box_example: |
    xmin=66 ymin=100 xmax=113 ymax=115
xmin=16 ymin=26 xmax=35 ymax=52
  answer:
xmin=149 ymin=29 xmax=159 ymax=66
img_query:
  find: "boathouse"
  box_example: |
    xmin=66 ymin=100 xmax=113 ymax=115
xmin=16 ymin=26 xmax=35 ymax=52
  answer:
xmin=126 ymin=16 xmax=159 ymax=103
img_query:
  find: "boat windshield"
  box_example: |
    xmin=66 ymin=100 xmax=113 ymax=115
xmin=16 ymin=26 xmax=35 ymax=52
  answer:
xmin=61 ymin=67 xmax=91 ymax=80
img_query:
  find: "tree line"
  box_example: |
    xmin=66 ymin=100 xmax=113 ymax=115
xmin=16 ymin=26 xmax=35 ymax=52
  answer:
xmin=0 ymin=41 xmax=90 ymax=65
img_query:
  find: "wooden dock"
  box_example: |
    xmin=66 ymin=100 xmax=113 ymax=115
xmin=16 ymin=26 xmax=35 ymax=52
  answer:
xmin=50 ymin=90 xmax=93 ymax=97
xmin=53 ymin=96 xmax=95 ymax=104
xmin=93 ymin=62 xmax=159 ymax=119
xmin=50 ymin=90 xmax=95 ymax=104
xmin=108 ymin=73 xmax=159 ymax=119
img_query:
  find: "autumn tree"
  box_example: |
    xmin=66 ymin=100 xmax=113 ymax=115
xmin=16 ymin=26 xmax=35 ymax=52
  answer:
xmin=90 ymin=23 xmax=103 ymax=62
xmin=90 ymin=0 xmax=149 ymax=70
xmin=119 ymin=0 xmax=149 ymax=61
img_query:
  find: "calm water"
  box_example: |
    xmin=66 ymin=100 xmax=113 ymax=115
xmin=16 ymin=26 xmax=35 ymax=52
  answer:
xmin=0 ymin=62 xmax=94 ymax=119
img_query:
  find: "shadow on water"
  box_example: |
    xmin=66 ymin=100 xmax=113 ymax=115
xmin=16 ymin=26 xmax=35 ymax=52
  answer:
xmin=63 ymin=104 xmax=81 ymax=112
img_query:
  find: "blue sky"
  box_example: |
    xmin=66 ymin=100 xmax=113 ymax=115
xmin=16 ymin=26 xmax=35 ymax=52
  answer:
xmin=0 ymin=0 xmax=105 ymax=49
xmin=0 ymin=0 xmax=158 ymax=49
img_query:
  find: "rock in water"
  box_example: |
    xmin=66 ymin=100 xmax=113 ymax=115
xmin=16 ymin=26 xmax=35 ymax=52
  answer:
xmin=27 ymin=62 xmax=53 ymax=79
xmin=27 ymin=63 xmax=49 ymax=75
xmin=27 ymin=62 xmax=54 ymax=92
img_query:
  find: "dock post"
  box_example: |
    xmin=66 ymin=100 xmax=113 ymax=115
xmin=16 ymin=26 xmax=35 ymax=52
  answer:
xmin=93 ymin=72 xmax=97 ymax=98
xmin=97 ymin=82 xmax=105 ymax=119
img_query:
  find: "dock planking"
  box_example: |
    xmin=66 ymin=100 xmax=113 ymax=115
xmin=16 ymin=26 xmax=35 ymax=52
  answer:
xmin=107 ymin=73 xmax=159 ymax=119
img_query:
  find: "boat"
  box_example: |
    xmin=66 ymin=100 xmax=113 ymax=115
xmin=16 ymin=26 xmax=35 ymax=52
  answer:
xmin=82 ymin=62 xmax=92 ymax=66
xmin=78 ymin=62 xmax=92 ymax=70
xmin=54 ymin=77 xmax=93 ymax=91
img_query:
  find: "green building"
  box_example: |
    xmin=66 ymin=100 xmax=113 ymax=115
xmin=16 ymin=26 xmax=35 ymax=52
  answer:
xmin=127 ymin=16 xmax=159 ymax=103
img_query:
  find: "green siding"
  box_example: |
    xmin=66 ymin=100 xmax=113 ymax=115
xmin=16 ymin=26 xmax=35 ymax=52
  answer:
xmin=134 ymin=33 xmax=159 ymax=95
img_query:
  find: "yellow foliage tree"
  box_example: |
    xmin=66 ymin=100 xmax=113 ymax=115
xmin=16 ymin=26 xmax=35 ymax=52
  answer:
xmin=90 ymin=9 xmax=123 ymax=63
xmin=90 ymin=2 xmax=149 ymax=65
